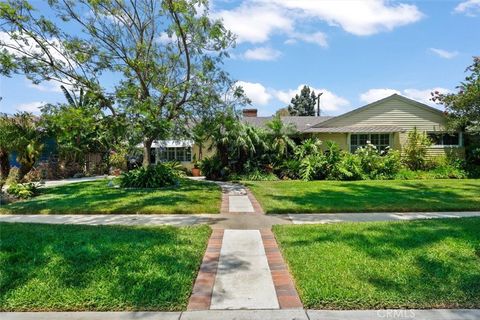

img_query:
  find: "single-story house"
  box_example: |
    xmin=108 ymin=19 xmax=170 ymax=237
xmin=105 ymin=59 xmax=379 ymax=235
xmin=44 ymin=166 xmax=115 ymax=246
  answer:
xmin=149 ymin=94 xmax=464 ymax=169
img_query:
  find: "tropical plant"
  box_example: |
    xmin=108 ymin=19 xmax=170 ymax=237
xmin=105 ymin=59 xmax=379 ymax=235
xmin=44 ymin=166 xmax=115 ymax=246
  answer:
xmin=0 ymin=113 xmax=15 ymax=179
xmin=265 ymin=115 xmax=296 ymax=163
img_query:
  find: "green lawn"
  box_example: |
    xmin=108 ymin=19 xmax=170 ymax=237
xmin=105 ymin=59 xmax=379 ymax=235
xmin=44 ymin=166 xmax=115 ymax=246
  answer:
xmin=0 ymin=222 xmax=210 ymax=311
xmin=0 ymin=179 xmax=221 ymax=214
xmin=273 ymin=218 xmax=480 ymax=309
xmin=246 ymin=179 xmax=480 ymax=213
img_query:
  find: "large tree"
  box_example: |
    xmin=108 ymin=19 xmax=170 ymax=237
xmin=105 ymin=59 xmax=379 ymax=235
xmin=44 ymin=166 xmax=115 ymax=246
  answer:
xmin=432 ymin=57 xmax=480 ymax=131
xmin=287 ymin=85 xmax=317 ymax=116
xmin=0 ymin=0 xmax=236 ymax=167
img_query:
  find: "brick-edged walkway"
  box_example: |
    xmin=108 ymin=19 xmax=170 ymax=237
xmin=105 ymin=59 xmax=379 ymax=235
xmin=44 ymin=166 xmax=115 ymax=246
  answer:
xmin=187 ymin=229 xmax=224 ymax=310
xmin=260 ymin=229 xmax=303 ymax=309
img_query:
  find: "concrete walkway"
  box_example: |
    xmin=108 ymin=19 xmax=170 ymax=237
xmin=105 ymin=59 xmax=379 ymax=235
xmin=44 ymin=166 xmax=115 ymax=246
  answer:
xmin=215 ymin=181 xmax=261 ymax=214
xmin=210 ymin=230 xmax=278 ymax=309
xmin=287 ymin=211 xmax=480 ymax=224
xmin=40 ymin=175 xmax=112 ymax=188
xmin=2 ymin=309 xmax=479 ymax=320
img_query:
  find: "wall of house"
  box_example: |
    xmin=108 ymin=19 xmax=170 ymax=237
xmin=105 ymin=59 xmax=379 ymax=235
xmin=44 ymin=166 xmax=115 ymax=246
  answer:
xmin=321 ymin=97 xmax=465 ymax=157
xmin=314 ymin=133 xmax=349 ymax=150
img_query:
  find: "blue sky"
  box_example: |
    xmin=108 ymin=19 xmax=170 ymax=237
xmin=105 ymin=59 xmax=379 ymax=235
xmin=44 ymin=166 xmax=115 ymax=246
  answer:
xmin=1 ymin=0 xmax=479 ymax=116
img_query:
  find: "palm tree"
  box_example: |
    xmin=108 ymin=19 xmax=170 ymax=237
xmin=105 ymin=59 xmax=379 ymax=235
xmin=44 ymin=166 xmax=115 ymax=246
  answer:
xmin=265 ymin=115 xmax=296 ymax=162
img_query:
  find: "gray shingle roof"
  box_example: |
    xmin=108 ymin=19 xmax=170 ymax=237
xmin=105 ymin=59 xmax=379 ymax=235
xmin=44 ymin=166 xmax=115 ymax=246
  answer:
xmin=304 ymin=125 xmax=405 ymax=133
xmin=243 ymin=116 xmax=333 ymax=132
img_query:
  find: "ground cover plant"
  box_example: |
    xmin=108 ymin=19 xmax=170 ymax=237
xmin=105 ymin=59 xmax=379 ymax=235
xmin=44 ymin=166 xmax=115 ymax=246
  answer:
xmin=273 ymin=217 xmax=480 ymax=309
xmin=0 ymin=179 xmax=221 ymax=214
xmin=0 ymin=223 xmax=211 ymax=311
xmin=246 ymin=179 xmax=480 ymax=213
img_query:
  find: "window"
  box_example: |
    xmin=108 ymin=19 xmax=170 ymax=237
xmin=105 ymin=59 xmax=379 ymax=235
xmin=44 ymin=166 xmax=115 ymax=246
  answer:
xmin=427 ymin=133 xmax=460 ymax=146
xmin=350 ymin=133 xmax=390 ymax=153
xmin=156 ymin=146 xmax=193 ymax=163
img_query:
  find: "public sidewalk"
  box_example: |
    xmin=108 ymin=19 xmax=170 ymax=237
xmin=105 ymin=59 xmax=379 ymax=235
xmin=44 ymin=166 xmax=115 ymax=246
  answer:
xmin=2 ymin=309 xmax=479 ymax=320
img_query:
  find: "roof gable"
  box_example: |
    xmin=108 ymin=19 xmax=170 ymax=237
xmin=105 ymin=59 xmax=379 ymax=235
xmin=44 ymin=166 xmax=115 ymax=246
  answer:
xmin=313 ymin=94 xmax=445 ymax=128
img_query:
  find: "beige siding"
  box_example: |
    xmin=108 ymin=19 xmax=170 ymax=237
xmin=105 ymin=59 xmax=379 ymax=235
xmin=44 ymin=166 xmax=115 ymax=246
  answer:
xmin=324 ymin=97 xmax=446 ymax=132
xmin=314 ymin=133 xmax=349 ymax=150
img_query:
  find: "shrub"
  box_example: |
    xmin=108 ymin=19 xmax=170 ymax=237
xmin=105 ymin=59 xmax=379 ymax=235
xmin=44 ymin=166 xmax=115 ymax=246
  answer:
xmin=200 ymin=156 xmax=229 ymax=181
xmin=276 ymin=159 xmax=301 ymax=180
xmin=229 ymin=170 xmax=278 ymax=181
xmin=299 ymin=154 xmax=326 ymax=181
xmin=403 ymin=128 xmax=432 ymax=170
xmin=7 ymin=182 xmax=40 ymax=199
xmin=162 ymin=161 xmax=187 ymax=178
xmin=109 ymin=149 xmax=128 ymax=171
xmin=120 ymin=164 xmax=178 ymax=188
xmin=355 ymin=145 xmax=402 ymax=179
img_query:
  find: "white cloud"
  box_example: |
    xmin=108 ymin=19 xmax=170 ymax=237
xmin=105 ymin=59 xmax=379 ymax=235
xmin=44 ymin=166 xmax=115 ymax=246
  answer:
xmin=258 ymin=0 xmax=423 ymax=36
xmin=214 ymin=4 xmax=293 ymax=44
xmin=236 ymin=81 xmax=272 ymax=105
xmin=286 ymin=32 xmax=328 ymax=48
xmin=243 ymin=47 xmax=282 ymax=61
xmin=429 ymin=48 xmax=459 ymax=59
xmin=402 ymin=88 xmax=451 ymax=106
xmin=454 ymin=0 xmax=480 ymax=16
xmin=16 ymin=101 xmax=45 ymax=113
xmin=273 ymin=85 xmax=350 ymax=112
xmin=360 ymin=87 xmax=451 ymax=106
xmin=0 ymin=31 xmax=70 ymax=65
xmin=26 ymin=80 xmax=62 ymax=93
xmin=360 ymin=88 xmax=400 ymax=104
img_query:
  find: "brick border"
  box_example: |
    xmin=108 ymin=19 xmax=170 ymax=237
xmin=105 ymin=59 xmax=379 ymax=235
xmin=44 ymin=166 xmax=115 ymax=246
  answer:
xmin=187 ymin=229 xmax=224 ymax=310
xmin=246 ymin=189 xmax=264 ymax=214
xmin=220 ymin=193 xmax=229 ymax=214
xmin=260 ymin=229 xmax=303 ymax=309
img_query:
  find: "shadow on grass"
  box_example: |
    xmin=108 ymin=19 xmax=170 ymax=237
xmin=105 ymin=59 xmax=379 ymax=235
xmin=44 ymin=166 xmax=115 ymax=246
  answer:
xmin=276 ymin=218 xmax=480 ymax=308
xmin=1 ymin=179 xmax=222 ymax=214
xmin=264 ymin=181 xmax=480 ymax=213
xmin=0 ymin=222 xmax=211 ymax=311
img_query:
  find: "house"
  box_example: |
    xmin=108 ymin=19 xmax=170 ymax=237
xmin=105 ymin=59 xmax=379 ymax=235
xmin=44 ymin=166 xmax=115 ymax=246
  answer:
xmin=149 ymin=94 xmax=464 ymax=169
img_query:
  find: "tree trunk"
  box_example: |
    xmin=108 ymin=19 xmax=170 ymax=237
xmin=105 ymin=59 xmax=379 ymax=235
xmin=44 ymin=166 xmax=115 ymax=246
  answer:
xmin=0 ymin=149 xmax=10 ymax=179
xmin=143 ymin=138 xmax=154 ymax=168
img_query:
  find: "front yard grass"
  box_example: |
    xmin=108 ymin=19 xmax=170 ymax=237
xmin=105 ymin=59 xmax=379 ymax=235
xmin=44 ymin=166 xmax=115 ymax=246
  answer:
xmin=246 ymin=179 xmax=480 ymax=213
xmin=0 ymin=179 xmax=221 ymax=214
xmin=0 ymin=222 xmax=211 ymax=311
xmin=273 ymin=217 xmax=480 ymax=309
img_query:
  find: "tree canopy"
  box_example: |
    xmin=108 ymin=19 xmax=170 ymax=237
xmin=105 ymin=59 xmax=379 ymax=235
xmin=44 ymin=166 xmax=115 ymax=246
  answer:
xmin=287 ymin=85 xmax=317 ymax=116
xmin=0 ymin=0 xmax=241 ymax=167
xmin=432 ymin=57 xmax=480 ymax=131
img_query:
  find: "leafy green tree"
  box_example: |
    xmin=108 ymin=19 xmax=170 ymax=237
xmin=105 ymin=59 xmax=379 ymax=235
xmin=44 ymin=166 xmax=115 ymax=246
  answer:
xmin=265 ymin=115 xmax=296 ymax=162
xmin=287 ymin=85 xmax=317 ymax=116
xmin=0 ymin=0 xmax=236 ymax=167
xmin=432 ymin=57 xmax=480 ymax=131
xmin=275 ymin=107 xmax=290 ymax=117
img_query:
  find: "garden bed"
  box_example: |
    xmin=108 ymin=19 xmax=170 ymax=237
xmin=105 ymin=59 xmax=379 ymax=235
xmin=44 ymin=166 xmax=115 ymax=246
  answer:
xmin=273 ymin=218 xmax=480 ymax=309
xmin=0 ymin=179 xmax=221 ymax=214
xmin=246 ymin=179 xmax=480 ymax=213
xmin=0 ymin=223 xmax=211 ymax=311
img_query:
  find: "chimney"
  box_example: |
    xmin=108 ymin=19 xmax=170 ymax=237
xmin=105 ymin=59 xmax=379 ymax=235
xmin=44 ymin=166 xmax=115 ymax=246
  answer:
xmin=243 ymin=108 xmax=258 ymax=117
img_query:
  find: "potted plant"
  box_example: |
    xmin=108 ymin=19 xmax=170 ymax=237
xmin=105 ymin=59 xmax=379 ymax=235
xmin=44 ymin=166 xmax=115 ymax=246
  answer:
xmin=191 ymin=155 xmax=201 ymax=177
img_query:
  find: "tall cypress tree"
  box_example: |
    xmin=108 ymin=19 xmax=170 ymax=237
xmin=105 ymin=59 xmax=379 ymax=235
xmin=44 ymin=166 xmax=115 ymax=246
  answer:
xmin=287 ymin=86 xmax=317 ymax=116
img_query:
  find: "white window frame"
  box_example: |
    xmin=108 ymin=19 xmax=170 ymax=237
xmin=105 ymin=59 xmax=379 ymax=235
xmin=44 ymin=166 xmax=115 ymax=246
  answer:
xmin=154 ymin=146 xmax=193 ymax=163
xmin=427 ymin=132 xmax=463 ymax=148
xmin=348 ymin=133 xmax=392 ymax=153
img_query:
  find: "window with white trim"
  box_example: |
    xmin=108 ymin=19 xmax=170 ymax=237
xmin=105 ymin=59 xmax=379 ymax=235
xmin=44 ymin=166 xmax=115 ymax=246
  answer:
xmin=350 ymin=133 xmax=390 ymax=153
xmin=155 ymin=147 xmax=192 ymax=162
xmin=427 ymin=132 xmax=461 ymax=147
